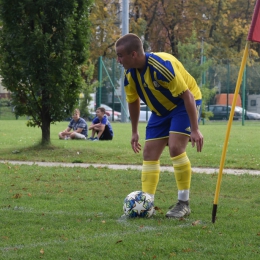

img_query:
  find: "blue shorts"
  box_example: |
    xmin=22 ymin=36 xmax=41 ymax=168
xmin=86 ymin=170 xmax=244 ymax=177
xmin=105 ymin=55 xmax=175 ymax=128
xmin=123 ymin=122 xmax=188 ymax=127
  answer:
xmin=145 ymin=100 xmax=202 ymax=141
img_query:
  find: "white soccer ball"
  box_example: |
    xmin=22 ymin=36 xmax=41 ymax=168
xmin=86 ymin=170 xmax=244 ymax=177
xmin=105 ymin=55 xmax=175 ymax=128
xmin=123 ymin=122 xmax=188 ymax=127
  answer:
xmin=123 ymin=191 xmax=154 ymax=218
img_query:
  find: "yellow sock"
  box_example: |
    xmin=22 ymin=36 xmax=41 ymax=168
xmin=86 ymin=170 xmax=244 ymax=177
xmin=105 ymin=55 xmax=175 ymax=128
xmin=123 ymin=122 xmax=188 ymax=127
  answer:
xmin=171 ymin=152 xmax=191 ymax=190
xmin=142 ymin=160 xmax=160 ymax=195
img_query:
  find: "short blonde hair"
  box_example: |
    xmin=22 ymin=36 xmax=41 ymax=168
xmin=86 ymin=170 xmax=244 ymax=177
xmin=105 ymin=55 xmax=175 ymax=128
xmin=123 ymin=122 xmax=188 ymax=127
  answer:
xmin=73 ymin=108 xmax=80 ymax=115
xmin=115 ymin=33 xmax=144 ymax=54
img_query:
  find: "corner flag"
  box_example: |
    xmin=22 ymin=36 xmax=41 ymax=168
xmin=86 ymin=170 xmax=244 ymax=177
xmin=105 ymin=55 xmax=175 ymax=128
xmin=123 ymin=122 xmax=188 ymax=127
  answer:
xmin=247 ymin=0 xmax=260 ymax=43
xmin=212 ymin=0 xmax=260 ymax=223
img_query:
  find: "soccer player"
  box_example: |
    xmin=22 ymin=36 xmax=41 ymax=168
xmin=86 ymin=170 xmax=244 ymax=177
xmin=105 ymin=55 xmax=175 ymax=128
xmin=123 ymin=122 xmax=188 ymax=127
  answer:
xmin=115 ymin=33 xmax=203 ymax=218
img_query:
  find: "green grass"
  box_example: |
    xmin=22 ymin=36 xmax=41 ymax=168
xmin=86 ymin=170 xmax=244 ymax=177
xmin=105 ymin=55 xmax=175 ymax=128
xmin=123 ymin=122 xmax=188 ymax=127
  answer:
xmin=1 ymin=120 xmax=260 ymax=259
xmin=0 ymin=120 xmax=259 ymax=169
xmin=0 ymin=106 xmax=28 ymax=120
xmin=1 ymin=163 xmax=260 ymax=259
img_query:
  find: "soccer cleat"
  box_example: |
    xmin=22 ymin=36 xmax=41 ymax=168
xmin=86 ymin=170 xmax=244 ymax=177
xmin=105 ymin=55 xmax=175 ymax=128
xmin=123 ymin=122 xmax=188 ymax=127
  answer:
xmin=93 ymin=137 xmax=99 ymax=141
xmin=87 ymin=137 xmax=94 ymax=140
xmin=165 ymin=200 xmax=191 ymax=218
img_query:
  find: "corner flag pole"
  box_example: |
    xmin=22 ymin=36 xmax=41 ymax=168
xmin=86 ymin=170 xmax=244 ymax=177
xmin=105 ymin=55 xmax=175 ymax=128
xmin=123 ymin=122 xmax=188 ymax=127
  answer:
xmin=212 ymin=43 xmax=249 ymax=223
xmin=212 ymin=0 xmax=260 ymax=223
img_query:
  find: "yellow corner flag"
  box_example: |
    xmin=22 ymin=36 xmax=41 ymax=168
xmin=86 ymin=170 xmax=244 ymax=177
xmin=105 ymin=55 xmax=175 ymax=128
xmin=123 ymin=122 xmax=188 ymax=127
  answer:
xmin=212 ymin=0 xmax=260 ymax=223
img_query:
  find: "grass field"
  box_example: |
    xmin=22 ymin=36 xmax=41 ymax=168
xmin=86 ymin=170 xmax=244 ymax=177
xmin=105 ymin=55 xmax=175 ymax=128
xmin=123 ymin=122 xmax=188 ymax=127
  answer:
xmin=1 ymin=119 xmax=260 ymax=259
xmin=1 ymin=163 xmax=260 ymax=259
xmin=0 ymin=120 xmax=259 ymax=169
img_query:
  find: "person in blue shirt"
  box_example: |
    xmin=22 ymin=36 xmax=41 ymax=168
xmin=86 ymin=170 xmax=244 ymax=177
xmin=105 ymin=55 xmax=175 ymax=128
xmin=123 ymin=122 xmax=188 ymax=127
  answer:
xmin=88 ymin=107 xmax=113 ymax=141
xmin=58 ymin=109 xmax=87 ymax=140
xmin=115 ymin=33 xmax=203 ymax=218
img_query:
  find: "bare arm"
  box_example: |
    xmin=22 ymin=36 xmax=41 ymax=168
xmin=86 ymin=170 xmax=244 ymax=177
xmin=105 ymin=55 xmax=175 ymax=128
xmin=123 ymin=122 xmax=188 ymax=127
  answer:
xmin=180 ymin=90 xmax=203 ymax=152
xmin=88 ymin=123 xmax=96 ymax=130
xmin=89 ymin=123 xmax=102 ymax=130
xmin=89 ymin=122 xmax=105 ymax=139
xmin=74 ymin=128 xmax=83 ymax=133
xmin=62 ymin=127 xmax=72 ymax=134
xmin=128 ymin=99 xmax=141 ymax=153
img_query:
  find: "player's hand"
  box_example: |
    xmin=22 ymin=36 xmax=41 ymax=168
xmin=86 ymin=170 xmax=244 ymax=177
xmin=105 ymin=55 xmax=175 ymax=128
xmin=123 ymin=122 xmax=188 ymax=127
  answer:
xmin=131 ymin=133 xmax=141 ymax=153
xmin=190 ymin=130 xmax=203 ymax=152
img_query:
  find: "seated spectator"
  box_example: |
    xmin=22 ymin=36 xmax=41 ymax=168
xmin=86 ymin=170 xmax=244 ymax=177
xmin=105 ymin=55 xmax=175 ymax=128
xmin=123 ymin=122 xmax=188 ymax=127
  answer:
xmin=59 ymin=109 xmax=87 ymax=140
xmin=88 ymin=107 xmax=113 ymax=141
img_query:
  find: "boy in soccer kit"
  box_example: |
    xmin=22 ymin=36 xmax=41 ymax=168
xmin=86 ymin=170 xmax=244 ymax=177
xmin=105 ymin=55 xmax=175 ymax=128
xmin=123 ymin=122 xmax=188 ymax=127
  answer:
xmin=115 ymin=33 xmax=203 ymax=218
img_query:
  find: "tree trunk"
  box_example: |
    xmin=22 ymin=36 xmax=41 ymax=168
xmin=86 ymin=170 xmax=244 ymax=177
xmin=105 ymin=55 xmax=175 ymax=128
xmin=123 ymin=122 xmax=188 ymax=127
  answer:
xmin=41 ymin=101 xmax=51 ymax=145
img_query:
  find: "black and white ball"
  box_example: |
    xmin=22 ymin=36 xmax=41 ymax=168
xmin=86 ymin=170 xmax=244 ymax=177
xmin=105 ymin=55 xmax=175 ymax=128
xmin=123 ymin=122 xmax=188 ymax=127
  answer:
xmin=123 ymin=191 xmax=154 ymax=218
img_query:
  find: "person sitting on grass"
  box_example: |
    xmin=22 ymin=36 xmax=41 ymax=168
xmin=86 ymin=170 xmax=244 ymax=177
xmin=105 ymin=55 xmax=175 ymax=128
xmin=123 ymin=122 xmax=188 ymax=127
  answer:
xmin=58 ymin=108 xmax=88 ymax=140
xmin=88 ymin=107 xmax=113 ymax=141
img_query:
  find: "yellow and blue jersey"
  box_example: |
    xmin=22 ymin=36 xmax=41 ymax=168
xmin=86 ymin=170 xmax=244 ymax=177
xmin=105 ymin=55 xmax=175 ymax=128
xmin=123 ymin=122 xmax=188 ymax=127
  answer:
xmin=124 ymin=52 xmax=202 ymax=116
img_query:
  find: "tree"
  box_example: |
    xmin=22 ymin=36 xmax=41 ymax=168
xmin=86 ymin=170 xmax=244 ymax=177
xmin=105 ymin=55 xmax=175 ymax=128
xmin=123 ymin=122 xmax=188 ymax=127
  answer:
xmin=0 ymin=0 xmax=92 ymax=145
xmin=89 ymin=0 xmax=121 ymax=60
xmin=177 ymin=29 xmax=216 ymax=119
xmin=79 ymin=59 xmax=99 ymax=118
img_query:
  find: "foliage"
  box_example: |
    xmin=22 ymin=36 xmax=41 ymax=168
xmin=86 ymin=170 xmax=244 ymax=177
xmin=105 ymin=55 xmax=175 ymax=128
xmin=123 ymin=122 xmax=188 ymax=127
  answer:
xmin=176 ymin=29 xmax=216 ymax=120
xmin=0 ymin=0 xmax=92 ymax=144
xmin=178 ymin=29 xmax=210 ymax=82
xmin=90 ymin=0 xmax=258 ymax=59
xmin=79 ymin=59 xmax=99 ymax=118
xmin=87 ymin=0 xmax=260 ymax=99
xmin=200 ymin=85 xmax=216 ymax=119
xmin=89 ymin=0 xmax=121 ymax=61
xmin=0 ymin=98 xmax=11 ymax=107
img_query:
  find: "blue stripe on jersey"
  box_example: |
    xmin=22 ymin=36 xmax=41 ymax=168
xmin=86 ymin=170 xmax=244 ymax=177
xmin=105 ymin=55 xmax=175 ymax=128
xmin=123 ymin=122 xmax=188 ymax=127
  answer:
xmin=124 ymin=72 xmax=130 ymax=86
xmin=148 ymin=56 xmax=175 ymax=82
xmin=130 ymin=69 xmax=184 ymax=116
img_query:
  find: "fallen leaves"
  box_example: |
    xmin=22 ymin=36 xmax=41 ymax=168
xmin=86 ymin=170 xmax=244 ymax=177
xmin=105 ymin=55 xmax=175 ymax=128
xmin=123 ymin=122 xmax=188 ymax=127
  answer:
xmin=192 ymin=220 xmax=200 ymax=226
xmin=12 ymin=193 xmax=22 ymax=199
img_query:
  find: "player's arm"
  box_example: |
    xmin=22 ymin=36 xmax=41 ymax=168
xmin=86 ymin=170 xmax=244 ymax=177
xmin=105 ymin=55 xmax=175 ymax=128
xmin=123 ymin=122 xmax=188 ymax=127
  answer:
xmin=128 ymin=99 xmax=141 ymax=153
xmin=88 ymin=123 xmax=94 ymax=130
xmin=63 ymin=127 xmax=71 ymax=134
xmin=74 ymin=127 xmax=83 ymax=133
xmin=180 ymin=90 xmax=203 ymax=152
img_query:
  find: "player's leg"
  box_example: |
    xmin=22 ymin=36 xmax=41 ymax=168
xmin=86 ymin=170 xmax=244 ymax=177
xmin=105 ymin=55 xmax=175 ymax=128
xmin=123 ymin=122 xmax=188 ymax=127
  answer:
xmin=72 ymin=132 xmax=86 ymax=139
xmin=59 ymin=132 xmax=66 ymax=139
xmin=141 ymin=114 xmax=169 ymax=200
xmin=87 ymin=129 xmax=96 ymax=140
xmin=166 ymin=133 xmax=191 ymax=218
xmin=165 ymin=101 xmax=201 ymax=218
xmin=142 ymin=138 xmax=168 ymax=199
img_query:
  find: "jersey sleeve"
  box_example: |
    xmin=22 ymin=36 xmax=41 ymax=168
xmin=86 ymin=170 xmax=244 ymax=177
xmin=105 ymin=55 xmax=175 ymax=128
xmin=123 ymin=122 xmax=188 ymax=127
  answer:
xmin=153 ymin=59 xmax=188 ymax=97
xmin=169 ymin=61 xmax=201 ymax=99
xmin=101 ymin=116 xmax=108 ymax=125
xmin=92 ymin=117 xmax=99 ymax=124
xmin=124 ymin=70 xmax=139 ymax=103
xmin=152 ymin=55 xmax=200 ymax=99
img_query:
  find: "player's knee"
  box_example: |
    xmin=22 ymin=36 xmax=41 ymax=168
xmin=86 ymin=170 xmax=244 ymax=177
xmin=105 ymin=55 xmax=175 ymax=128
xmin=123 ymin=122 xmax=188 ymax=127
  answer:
xmin=169 ymin=145 xmax=185 ymax=156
